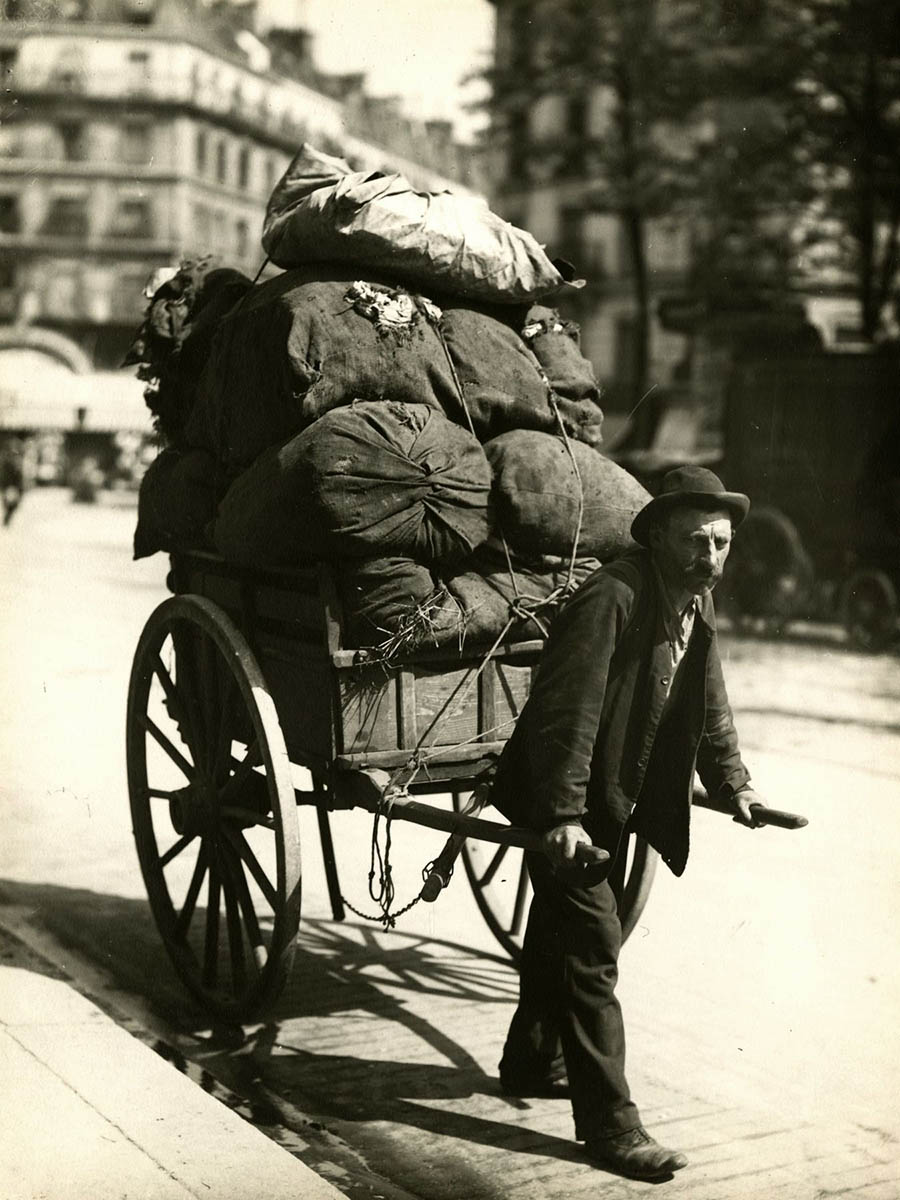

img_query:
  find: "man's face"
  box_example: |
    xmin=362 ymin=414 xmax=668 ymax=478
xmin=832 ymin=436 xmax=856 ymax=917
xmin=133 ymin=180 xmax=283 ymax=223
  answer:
xmin=650 ymin=506 xmax=733 ymax=597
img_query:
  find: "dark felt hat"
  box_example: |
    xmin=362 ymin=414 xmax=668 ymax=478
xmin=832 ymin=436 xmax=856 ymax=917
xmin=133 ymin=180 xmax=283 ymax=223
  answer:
xmin=631 ymin=466 xmax=750 ymax=547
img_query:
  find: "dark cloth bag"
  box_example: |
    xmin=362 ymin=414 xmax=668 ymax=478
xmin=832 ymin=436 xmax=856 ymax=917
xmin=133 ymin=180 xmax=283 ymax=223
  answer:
xmin=442 ymin=544 xmax=601 ymax=645
xmin=336 ymin=547 xmax=600 ymax=652
xmin=184 ymin=266 xmax=460 ymax=471
xmin=484 ymin=430 xmax=650 ymax=560
xmin=213 ymin=401 xmax=491 ymax=568
xmin=523 ymin=306 xmax=603 ymax=405
xmin=437 ymin=302 xmax=604 ymax=447
xmin=133 ymin=448 xmax=223 ymax=559
xmin=336 ymin=557 xmax=460 ymax=650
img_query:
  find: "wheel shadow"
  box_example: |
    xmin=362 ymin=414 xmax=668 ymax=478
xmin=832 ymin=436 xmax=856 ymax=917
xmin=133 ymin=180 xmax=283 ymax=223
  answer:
xmin=0 ymin=880 xmax=600 ymax=1184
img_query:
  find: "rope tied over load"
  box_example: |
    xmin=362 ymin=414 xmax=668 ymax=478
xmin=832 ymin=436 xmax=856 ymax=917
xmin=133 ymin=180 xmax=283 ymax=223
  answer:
xmin=344 ymin=314 xmax=590 ymax=929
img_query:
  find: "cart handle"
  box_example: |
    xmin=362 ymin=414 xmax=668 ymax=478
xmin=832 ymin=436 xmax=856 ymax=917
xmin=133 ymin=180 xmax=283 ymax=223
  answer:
xmin=691 ymin=785 xmax=808 ymax=829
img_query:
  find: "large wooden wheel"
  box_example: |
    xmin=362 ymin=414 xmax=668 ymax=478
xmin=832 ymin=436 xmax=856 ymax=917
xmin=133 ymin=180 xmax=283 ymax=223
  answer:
xmin=841 ymin=568 xmax=899 ymax=652
xmin=126 ymin=595 xmax=301 ymax=1019
xmin=720 ymin=506 xmax=813 ymax=636
xmin=451 ymin=791 xmax=658 ymax=963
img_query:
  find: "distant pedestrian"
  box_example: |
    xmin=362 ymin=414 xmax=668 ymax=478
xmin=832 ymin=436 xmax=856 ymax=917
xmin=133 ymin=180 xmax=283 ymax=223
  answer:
xmin=1 ymin=441 xmax=24 ymax=527
xmin=491 ymin=467 xmax=767 ymax=1182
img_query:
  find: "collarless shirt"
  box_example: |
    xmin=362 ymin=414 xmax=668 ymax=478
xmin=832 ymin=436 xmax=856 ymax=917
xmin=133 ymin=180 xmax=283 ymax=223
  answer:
xmin=653 ymin=565 xmax=701 ymax=682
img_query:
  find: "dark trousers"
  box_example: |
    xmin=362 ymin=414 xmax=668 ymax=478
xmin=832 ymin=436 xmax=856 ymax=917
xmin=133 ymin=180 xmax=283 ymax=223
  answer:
xmin=499 ymin=851 xmax=641 ymax=1140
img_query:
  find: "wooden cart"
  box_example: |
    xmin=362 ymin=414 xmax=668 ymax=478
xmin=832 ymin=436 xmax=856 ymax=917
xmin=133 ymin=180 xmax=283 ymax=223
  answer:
xmin=126 ymin=550 xmax=802 ymax=1020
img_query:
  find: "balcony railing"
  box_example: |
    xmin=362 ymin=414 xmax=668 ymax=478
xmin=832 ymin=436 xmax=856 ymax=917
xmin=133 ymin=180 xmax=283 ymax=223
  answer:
xmin=17 ymin=68 xmax=333 ymax=151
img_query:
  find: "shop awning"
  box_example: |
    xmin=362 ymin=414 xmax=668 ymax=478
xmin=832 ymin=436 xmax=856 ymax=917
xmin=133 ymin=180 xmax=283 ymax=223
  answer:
xmin=0 ymin=350 xmax=153 ymax=433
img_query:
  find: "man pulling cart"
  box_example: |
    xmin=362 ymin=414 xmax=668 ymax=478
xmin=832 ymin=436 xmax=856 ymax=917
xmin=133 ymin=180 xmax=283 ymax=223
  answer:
xmin=125 ymin=145 xmax=807 ymax=1185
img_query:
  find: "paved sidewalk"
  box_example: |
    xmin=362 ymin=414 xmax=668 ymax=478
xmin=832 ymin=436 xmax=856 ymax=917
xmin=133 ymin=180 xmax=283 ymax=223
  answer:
xmin=0 ymin=933 xmax=348 ymax=1200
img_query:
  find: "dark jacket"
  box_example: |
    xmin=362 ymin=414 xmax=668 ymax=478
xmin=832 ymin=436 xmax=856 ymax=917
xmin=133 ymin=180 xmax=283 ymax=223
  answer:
xmin=490 ymin=550 xmax=750 ymax=876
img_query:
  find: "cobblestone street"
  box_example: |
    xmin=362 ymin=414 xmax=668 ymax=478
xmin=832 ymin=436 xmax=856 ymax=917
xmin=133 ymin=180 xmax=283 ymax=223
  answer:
xmin=1 ymin=488 xmax=898 ymax=1199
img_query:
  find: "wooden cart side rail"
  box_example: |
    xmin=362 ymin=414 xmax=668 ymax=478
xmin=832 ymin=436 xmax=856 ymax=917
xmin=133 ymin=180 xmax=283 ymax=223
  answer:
xmin=168 ymin=549 xmax=546 ymax=779
xmin=169 ymin=550 xmax=546 ymax=667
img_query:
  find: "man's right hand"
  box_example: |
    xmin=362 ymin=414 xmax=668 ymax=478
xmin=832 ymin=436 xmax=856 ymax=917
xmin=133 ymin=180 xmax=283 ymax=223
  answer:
xmin=541 ymin=821 xmax=595 ymax=869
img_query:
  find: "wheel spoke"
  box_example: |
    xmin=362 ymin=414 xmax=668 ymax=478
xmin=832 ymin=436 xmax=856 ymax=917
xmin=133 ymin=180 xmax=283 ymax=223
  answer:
xmin=151 ymin=654 xmax=198 ymax=762
xmin=160 ymin=832 xmax=197 ymax=869
xmin=222 ymin=825 xmax=278 ymax=910
xmin=198 ymin=633 xmax=221 ymax=770
xmin=221 ymin=850 xmax=248 ymax=994
xmin=139 ymin=713 xmax=194 ymax=780
xmin=213 ymin=675 xmax=239 ymax=781
xmin=147 ymin=787 xmax=183 ymax=801
xmin=172 ymin=626 xmax=206 ymax=762
xmin=219 ymin=740 xmax=262 ymax=803
xmin=202 ymin=862 xmax=221 ymax=988
xmin=221 ymin=837 xmax=267 ymax=972
xmin=174 ymin=843 xmax=208 ymax=938
xmin=478 ymin=842 xmax=509 ymax=889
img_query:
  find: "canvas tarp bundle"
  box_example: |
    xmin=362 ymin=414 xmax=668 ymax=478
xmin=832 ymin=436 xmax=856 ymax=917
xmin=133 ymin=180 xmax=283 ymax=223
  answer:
xmin=184 ymin=267 xmax=459 ymax=471
xmin=438 ymin=302 xmax=605 ymax=446
xmin=262 ymin=143 xmax=570 ymax=303
xmin=213 ymin=401 xmax=491 ymax=567
xmin=337 ymin=547 xmax=601 ymax=652
xmin=485 ymin=430 xmax=651 ymax=560
xmin=133 ymin=448 xmax=223 ymax=559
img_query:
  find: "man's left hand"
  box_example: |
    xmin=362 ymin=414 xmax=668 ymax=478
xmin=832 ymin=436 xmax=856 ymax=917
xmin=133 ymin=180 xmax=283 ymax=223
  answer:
xmin=731 ymin=787 xmax=765 ymax=828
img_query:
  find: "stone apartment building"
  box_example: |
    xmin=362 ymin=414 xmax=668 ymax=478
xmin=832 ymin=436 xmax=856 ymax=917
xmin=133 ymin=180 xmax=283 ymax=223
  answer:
xmin=0 ymin=0 xmax=482 ymax=465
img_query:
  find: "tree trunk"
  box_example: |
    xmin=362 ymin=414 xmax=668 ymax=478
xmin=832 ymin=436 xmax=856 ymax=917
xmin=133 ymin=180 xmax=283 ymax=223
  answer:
xmin=623 ymin=205 xmax=652 ymax=444
xmin=856 ymin=43 xmax=879 ymax=341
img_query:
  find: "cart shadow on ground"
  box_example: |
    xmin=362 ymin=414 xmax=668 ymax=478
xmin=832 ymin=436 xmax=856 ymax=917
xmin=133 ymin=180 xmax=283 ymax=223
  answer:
xmin=0 ymin=880 xmax=601 ymax=1176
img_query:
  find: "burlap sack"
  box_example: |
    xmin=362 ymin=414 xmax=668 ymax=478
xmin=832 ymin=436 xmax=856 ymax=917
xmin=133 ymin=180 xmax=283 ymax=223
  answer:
xmin=214 ymin=402 xmax=491 ymax=567
xmin=133 ymin=448 xmax=222 ymax=559
xmin=442 ymin=545 xmax=601 ymax=644
xmin=523 ymin=306 xmax=603 ymax=404
xmin=336 ymin=557 xmax=460 ymax=651
xmin=485 ymin=430 xmax=650 ymax=559
xmin=184 ymin=267 xmax=459 ymax=471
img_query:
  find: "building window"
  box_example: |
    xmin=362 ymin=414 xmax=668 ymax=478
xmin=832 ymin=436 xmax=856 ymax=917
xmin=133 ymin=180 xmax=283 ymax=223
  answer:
xmin=613 ymin=315 xmax=639 ymax=387
xmin=195 ymin=129 xmax=208 ymax=174
xmin=57 ymin=121 xmax=87 ymax=162
xmin=507 ymin=109 xmax=529 ymax=181
xmin=215 ymin=140 xmax=227 ymax=184
xmin=0 ymin=48 xmax=17 ymax=86
xmin=0 ymin=194 xmax=20 ymax=233
xmin=45 ymin=269 xmax=80 ymax=317
xmin=51 ymin=48 xmax=85 ymax=93
xmin=193 ymin=204 xmax=211 ymax=247
xmin=111 ymin=197 xmax=153 ymax=238
xmin=559 ymin=207 xmax=605 ymax=277
xmin=127 ymin=49 xmax=151 ymax=93
xmin=42 ymin=196 xmax=89 ymax=238
xmin=120 ymin=121 xmax=151 ymax=164
xmin=237 ymin=145 xmax=250 ymax=190
xmin=235 ymin=218 xmax=249 ymax=258
xmin=566 ymin=93 xmax=588 ymax=139
xmin=113 ymin=268 xmax=151 ymax=318
xmin=264 ymin=155 xmax=278 ymax=193
xmin=123 ymin=0 xmax=155 ymax=25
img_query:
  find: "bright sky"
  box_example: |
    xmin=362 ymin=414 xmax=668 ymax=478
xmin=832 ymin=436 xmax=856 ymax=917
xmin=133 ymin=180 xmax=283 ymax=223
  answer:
xmin=293 ymin=0 xmax=495 ymax=141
